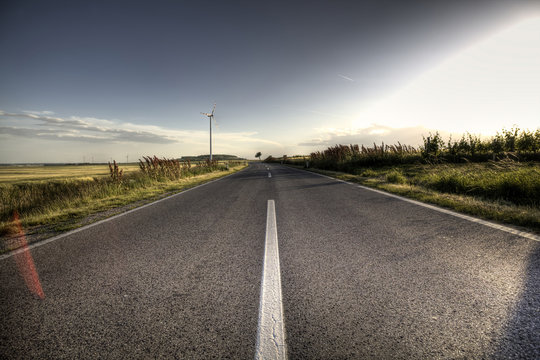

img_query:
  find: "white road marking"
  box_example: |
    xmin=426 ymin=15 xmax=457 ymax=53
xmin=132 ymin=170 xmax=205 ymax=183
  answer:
xmin=0 ymin=170 xmax=243 ymax=261
xmin=255 ymin=200 xmax=287 ymax=360
xmin=302 ymin=168 xmax=540 ymax=242
xmin=268 ymin=172 xmax=272 ymax=178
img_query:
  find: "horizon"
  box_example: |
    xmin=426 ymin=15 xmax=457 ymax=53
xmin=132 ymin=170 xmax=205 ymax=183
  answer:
xmin=0 ymin=153 xmax=248 ymax=165
xmin=1 ymin=1 xmax=539 ymax=163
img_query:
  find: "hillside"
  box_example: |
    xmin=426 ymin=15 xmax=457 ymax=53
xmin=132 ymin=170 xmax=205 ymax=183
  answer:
xmin=179 ymin=154 xmax=245 ymax=161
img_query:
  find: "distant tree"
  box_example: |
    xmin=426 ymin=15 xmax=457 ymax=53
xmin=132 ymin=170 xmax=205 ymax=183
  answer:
xmin=255 ymin=152 xmax=262 ymax=160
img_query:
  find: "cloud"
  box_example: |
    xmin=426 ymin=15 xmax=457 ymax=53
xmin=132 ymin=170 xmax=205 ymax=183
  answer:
xmin=0 ymin=126 xmax=58 ymax=138
xmin=0 ymin=110 xmax=275 ymax=146
xmin=338 ymin=74 xmax=355 ymax=82
xmin=22 ymin=110 xmax=55 ymax=115
xmin=298 ymin=124 xmax=453 ymax=148
xmin=0 ymin=126 xmax=142 ymax=143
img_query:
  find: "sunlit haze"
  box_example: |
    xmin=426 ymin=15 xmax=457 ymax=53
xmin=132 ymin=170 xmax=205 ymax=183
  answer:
xmin=349 ymin=16 xmax=540 ymax=138
xmin=1 ymin=1 xmax=538 ymax=163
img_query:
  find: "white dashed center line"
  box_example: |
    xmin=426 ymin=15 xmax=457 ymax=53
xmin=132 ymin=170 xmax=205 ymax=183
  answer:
xmin=255 ymin=200 xmax=287 ymax=359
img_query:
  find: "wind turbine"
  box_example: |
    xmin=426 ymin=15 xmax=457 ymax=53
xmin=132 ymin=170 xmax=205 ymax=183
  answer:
xmin=201 ymin=103 xmax=216 ymax=161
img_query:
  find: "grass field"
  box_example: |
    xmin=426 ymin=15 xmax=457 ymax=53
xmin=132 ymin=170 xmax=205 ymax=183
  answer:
xmin=0 ymin=161 xmax=235 ymax=183
xmin=0 ymin=161 xmax=248 ymax=251
xmin=0 ymin=164 xmax=141 ymax=183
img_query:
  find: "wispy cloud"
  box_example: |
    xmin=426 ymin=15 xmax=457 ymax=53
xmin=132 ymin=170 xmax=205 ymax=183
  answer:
xmin=22 ymin=110 xmax=55 ymax=116
xmin=0 ymin=111 xmax=178 ymax=144
xmin=0 ymin=126 xmax=118 ymax=143
xmin=0 ymin=110 xmax=277 ymax=146
xmin=338 ymin=74 xmax=355 ymax=82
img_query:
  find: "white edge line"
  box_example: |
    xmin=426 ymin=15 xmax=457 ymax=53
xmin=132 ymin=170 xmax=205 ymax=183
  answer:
xmin=0 ymin=169 xmax=246 ymax=261
xmin=255 ymin=200 xmax=287 ymax=360
xmin=288 ymin=166 xmax=540 ymax=242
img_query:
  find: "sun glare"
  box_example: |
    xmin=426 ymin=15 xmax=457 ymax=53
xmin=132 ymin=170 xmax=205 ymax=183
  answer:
xmin=352 ymin=15 xmax=540 ymax=136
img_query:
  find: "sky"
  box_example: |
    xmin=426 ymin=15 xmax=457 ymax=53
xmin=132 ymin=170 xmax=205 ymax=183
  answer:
xmin=0 ymin=0 xmax=539 ymax=163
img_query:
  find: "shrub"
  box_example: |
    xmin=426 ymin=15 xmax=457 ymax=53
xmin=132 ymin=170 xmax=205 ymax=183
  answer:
xmin=305 ymin=126 xmax=539 ymax=171
xmin=422 ymin=132 xmax=445 ymax=158
xmin=386 ymin=170 xmax=407 ymax=184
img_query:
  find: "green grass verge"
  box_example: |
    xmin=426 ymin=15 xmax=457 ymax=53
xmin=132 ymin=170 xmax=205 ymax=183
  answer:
xmin=291 ymin=162 xmax=540 ymax=234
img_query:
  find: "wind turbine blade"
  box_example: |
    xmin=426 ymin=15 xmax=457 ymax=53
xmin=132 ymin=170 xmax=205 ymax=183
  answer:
xmin=211 ymin=103 xmax=216 ymax=116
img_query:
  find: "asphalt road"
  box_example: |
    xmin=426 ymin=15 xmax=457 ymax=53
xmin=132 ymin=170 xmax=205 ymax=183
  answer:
xmin=1 ymin=163 xmax=539 ymax=359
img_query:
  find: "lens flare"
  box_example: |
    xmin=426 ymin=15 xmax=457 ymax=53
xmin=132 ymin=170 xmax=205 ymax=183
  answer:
xmin=12 ymin=211 xmax=45 ymax=299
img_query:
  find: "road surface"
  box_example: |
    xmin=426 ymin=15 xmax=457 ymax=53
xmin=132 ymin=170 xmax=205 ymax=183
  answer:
xmin=1 ymin=163 xmax=539 ymax=358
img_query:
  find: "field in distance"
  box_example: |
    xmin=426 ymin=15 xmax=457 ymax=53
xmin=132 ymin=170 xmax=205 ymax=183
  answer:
xmin=0 ymin=164 xmax=141 ymax=184
xmin=0 ymin=158 xmax=241 ymax=184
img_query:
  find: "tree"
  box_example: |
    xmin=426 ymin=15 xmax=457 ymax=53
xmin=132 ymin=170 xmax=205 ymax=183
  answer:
xmin=255 ymin=152 xmax=262 ymax=160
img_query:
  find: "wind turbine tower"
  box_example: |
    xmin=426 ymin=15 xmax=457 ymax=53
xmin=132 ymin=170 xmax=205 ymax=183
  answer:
xmin=201 ymin=103 xmax=216 ymax=161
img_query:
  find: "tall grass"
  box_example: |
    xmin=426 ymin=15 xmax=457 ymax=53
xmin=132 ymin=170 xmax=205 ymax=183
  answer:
xmin=268 ymin=127 xmax=540 ymax=170
xmin=137 ymin=156 xmax=232 ymax=180
xmin=422 ymin=128 xmax=540 ymax=162
xmin=415 ymin=162 xmax=540 ymax=206
xmin=298 ymin=149 xmax=539 ymax=208
xmin=309 ymin=143 xmax=422 ymax=171
xmin=0 ymin=178 xmax=120 ymax=225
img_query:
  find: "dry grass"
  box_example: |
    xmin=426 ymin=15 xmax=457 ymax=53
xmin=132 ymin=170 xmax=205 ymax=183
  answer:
xmin=306 ymin=127 xmax=540 ymax=168
xmin=0 ymin=164 xmax=141 ymax=183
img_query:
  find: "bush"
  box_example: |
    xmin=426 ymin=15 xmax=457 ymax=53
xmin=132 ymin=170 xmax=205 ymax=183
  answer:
xmin=306 ymin=127 xmax=539 ymax=171
xmin=386 ymin=170 xmax=407 ymax=184
xmin=418 ymin=164 xmax=540 ymax=206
